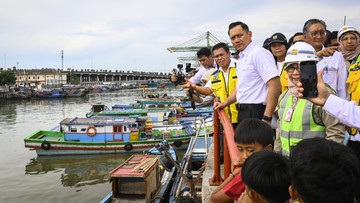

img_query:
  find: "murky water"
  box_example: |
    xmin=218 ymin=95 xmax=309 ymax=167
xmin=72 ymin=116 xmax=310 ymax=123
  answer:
xmin=0 ymin=88 xmax=185 ymax=202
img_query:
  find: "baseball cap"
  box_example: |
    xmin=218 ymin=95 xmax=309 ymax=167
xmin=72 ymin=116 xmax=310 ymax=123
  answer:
xmin=263 ymin=38 xmax=271 ymax=49
xmin=268 ymin=33 xmax=288 ymax=47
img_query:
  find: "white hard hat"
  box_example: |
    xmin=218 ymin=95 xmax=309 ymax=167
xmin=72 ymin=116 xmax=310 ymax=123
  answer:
xmin=337 ymin=25 xmax=359 ymax=42
xmin=284 ymin=42 xmax=318 ymax=64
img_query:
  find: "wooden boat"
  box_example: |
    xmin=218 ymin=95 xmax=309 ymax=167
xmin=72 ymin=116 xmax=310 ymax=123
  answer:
xmin=90 ymin=85 xmax=112 ymax=93
xmin=100 ymin=140 xmax=177 ymax=203
xmin=36 ymin=89 xmax=66 ymax=99
xmin=62 ymin=85 xmax=88 ymax=97
xmin=86 ymin=104 xmax=148 ymax=118
xmin=169 ymin=136 xmax=212 ymax=203
xmin=24 ymin=116 xmax=212 ymax=156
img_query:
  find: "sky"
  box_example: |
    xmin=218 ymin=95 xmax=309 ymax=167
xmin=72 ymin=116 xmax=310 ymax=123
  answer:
xmin=0 ymin=0 xmax=359 ymax=73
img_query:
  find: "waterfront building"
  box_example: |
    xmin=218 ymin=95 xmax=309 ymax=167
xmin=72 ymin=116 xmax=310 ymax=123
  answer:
xmin=15 ymin=68 xmax=67 ymax=89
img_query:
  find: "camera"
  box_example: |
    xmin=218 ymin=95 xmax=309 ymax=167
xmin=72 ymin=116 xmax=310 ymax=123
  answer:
xmin=185 ymin=63 xmax=196 ymax=73
xmin=172 ymin=64 xmax=186 ymax=86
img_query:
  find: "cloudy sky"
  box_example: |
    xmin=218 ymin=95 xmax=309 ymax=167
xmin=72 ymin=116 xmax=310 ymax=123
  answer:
xmin=0 ymin=0 xmax=359 ymax=73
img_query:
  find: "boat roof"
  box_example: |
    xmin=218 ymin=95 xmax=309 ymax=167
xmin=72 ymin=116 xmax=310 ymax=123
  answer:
xmin=98 ymin=108 xmax=148 ymax=115
xmin=110 ymin=154 xmax=158 ymax=177
xmin=136 ymin=99 xmax=182 ymax=105
xmin=60 ymin=117 xmax=137 ymax=125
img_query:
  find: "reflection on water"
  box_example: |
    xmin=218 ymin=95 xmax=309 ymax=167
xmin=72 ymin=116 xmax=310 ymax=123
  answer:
xmin=25 ymin=154 xmax=131 ymax=188
xmin=0 ymin=88 xmax=186 ymax=202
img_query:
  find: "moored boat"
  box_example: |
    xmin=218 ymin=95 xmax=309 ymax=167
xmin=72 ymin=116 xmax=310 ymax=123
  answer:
xmin=24 ymin=116 xmax=213 ymax=156
xmin=62 ymin=85 xmax=88 ymax=97
xmin=36 ymin=89 xmax=66 ymax=99
xmin=100 ymin=140 xmax=177 ymax=203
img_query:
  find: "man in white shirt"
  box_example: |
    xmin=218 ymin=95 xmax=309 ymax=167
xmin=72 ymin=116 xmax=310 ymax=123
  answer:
xmin=214 ymin=21 xmax=281 ymax=125
xmin=303 ymin=18 xmax=348 ymax=99
xmin=171 ymin=47 xmax=215 ymax=85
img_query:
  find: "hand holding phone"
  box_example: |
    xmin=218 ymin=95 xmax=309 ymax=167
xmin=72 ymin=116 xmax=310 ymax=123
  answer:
xmin=300 ymin=61 xmax=318 ymax=98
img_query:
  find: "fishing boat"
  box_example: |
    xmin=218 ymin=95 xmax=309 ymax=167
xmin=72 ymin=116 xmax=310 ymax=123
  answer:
xmin=24 ymin=116 xmax=212 ymax=156
xmin=62 ymin=85 xmax=88 ymax=97
xmin=86 ymin=104 xmax=148 ymax=118
xmin=90 ymin=85 xmax=112 ymax=93
xmin=36 ymin=89 xmax=66 ymax=99
xmin=169 ymin=136 xmax=212 ymax=203
xmin=100 ymin=140 xmax=177 ymax=203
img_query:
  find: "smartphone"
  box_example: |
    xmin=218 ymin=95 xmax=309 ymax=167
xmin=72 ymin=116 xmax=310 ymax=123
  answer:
xmin=300 ymin=61 xmax=318 ymax=98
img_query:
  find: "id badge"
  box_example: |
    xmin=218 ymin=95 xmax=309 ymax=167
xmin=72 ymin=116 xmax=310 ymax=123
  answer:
xmin=284 ymin=108 xmax=294 ymax=122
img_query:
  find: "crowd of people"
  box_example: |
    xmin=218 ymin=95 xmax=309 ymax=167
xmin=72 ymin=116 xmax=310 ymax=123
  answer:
xmin=170 ymin=18 xmax=360 ymax=202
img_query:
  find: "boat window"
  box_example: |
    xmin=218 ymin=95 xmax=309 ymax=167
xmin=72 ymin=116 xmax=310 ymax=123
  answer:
xmin=80 ymin=128 xmax=86 ymax=132
xmin=113 ymin=126 xmax=121 ymax=133
xmin=70 ymin=127 xmax=77 ymax=132
xmin=123 ymin=125 xmax=130 ymax=133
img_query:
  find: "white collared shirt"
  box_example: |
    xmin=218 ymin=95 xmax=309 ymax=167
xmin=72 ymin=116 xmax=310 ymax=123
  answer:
xmin=236 ymin=41 xmax=279 ymax=104
xmin=189 ymin=61 xmax=216 ymax=84
xmin=204 ymin=58 xmax=237 ymax=89
xmin=324 ymin=94 xmax=360 ymax=129
xmin=316 ymin=50 xmax=348 ymax=100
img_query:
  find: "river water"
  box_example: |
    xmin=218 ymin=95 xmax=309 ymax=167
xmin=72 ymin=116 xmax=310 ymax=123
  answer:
xmin=0 ymin=88 xmax=185 ymax=202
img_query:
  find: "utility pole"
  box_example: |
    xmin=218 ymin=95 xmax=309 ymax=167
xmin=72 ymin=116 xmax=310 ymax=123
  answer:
xmin=60 ymin=50 xmax=64 ymax=85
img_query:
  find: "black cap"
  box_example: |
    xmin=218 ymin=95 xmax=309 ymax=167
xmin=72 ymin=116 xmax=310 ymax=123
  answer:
xmin=263 ymin=38 xmax=271 ymax=49
xmin=268 ymin=33 xmax=288 ymax=47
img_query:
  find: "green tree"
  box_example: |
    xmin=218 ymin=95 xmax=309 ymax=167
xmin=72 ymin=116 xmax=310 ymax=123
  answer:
xmin=67 ymin=72 xmax=79 ymax=84
xmin=0 ymin=70 xmax=16 ymax=85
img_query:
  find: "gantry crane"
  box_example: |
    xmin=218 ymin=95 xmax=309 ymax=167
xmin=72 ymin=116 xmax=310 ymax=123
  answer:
xmin=167 ymin=31 xmax=234 ymax=63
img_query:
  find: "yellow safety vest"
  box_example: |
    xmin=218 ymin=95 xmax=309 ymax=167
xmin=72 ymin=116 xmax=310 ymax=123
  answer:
xmin=279 ymin=64 xmax=289 ymax=93
xmin=346 ymin=54 xmax=360 ymax=134
xmin=347 ymin=54 xmax=360 ymax=105
xmin=210 ymin=66 xmax=238 ymax=123
xmin=278 ymin=90 xmax=326 ymax=157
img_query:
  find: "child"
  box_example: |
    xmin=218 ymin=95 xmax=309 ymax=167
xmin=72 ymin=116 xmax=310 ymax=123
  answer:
xmin=239 ymin=150 xmax=290 ymax=203
xmin=289 ymin=138 xmax=360 ymax=203
xmin=209 ymin=118 xmax=274 ymax=203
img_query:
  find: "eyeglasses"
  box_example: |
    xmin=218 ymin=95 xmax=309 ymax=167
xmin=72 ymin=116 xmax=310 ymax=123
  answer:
xmin=285 ymin=61 xmax=317 ymax=73
xmin=285 ymin=64 xmax=300 ymax=73
xmin=309 ymin=30 xmax=326 ymax=38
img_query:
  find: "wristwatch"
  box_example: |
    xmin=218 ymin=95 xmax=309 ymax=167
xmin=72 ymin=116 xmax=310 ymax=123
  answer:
xmin=262 ymin=115 xmax=272 ymax=122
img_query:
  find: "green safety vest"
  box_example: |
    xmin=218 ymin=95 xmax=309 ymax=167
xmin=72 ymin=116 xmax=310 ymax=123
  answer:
xmin=210 ymin=66 xmax=238 ymax=123
xmin=278 ymin=91 xmax=325 ymax=157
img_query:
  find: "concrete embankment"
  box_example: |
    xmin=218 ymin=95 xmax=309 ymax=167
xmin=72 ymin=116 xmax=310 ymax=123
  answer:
xmin=202 ymin=143 xmax=223 ymax=203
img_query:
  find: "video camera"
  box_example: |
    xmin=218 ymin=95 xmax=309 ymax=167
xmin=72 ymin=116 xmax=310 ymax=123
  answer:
xmin=172 ymin=64 xmax=185 ymax=86
xmin=185 ymin=63 xmax=196 ymax=73
xmin=172 ymin=63 xmax=195 ymax=86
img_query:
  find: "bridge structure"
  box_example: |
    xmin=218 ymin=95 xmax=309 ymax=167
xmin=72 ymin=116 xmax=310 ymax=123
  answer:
xmin=67 ymin=69 xmax=170 ymax=86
